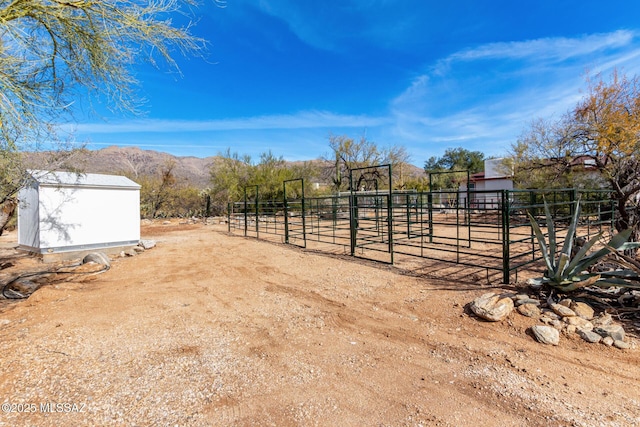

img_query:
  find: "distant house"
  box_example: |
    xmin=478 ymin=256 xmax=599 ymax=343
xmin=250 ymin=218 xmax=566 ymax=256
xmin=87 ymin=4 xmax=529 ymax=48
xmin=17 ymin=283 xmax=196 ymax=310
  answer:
xmin=459 ymin=158 xmax=513 ymax=209
xmin=18 ymin=170 xmax=141 ymax=260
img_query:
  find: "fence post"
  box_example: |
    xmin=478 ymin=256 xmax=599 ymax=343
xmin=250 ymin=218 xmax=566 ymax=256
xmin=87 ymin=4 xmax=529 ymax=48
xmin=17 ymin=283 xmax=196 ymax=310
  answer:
xmin=428 ymin=192 xmax=434 ymax=243
xmin=227 ymin=202 xmax=231 ymax=233
xmin=243 ymin=188 xmax=248 ymax=237
xmin=301 ymin=179 xmax=307 ymax=248
xmin=283 ymin=183 xmax=289 ymax=244
xmin=501 ymin=190 xmax=511 ymax=284
xmin=254 ymin=186 xmax=259 ymax=238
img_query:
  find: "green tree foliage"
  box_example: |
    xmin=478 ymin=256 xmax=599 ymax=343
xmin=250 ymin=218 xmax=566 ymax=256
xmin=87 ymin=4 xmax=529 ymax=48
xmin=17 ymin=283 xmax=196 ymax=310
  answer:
xmin=512 ymin=70 xmax=640 ymax=242
xmin=135 ymin=160 xmax=205 ymax=219
xmin=424 ymin=147 xmax=485 ymax=190
xmin=208 ymin=149 xmax=320 ymax=215
xmin=0 ymin=0 xmax=217 ymax=230
xmin=324 ymin=134 xmax=411 ymax=192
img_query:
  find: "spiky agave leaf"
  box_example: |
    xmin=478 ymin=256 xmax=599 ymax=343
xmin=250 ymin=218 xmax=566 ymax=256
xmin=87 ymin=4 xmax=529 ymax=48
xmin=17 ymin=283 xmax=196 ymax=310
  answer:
xmin=554 ymin=274 xmax=601 ymax=292
xmin=543 ymin=200 xmax=557 ymax=271
xmin=564 ymin=231 xmax=603 ymax=277
xmin=571 ymin=229 xmax=634 ymax=274
xmin=527 ymin=211 xmax=553 ymax=274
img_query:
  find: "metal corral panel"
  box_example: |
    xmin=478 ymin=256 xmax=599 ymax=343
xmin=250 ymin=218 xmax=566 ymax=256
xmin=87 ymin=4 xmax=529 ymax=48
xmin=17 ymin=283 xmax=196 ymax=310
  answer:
xmin=18 ymin=170 xmax=141 ymax=254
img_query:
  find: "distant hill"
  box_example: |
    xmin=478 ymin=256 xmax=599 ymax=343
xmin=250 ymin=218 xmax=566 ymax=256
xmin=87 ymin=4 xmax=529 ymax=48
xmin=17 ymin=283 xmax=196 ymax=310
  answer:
xmin=25 ymin=146 xmax=426 ymax=189
xmin=62 ymin=146 xmax=215 ymax=188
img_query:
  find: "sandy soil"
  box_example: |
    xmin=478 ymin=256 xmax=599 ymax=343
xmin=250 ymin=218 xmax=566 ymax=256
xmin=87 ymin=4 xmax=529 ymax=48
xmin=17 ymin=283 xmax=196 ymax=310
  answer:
xmin=0 ymin=220 xmax=639 ymax=427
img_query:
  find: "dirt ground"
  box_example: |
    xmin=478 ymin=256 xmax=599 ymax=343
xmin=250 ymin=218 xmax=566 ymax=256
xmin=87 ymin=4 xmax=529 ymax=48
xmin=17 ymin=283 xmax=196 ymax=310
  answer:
xmin=0 ymin=220 xmax=639 ymax=427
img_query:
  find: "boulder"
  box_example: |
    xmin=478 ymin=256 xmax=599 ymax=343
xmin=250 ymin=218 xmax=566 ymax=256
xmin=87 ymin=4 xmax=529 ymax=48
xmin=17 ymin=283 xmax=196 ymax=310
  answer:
xmin=550 ymin=303 xmax=577 ymax=318
xmin=592 ymin=312 xmax=613 ymax=327
xmin=578 ymin=329 xmax=602 ymax=344
xmin=594 ymin=325 xmax=625 ymax=342
xmin=140 ymin=239 xmax=157 ymax=250
xmin=83 ymin=252 xmax=111 ymax=267
xmin=569 ymin=301 xmax=595 ymax=320
xmin=470 ymin=293 xmax=514 ymax=322
xmin=531 ymin=325 xmax=560 ymax=345
xmin=517 ymin=303 xmax=541 ymax=318
xmin=563 ymin=316 xmax=593 ymax=330
xmin=614 ymin=340 xmax=630 ymax=350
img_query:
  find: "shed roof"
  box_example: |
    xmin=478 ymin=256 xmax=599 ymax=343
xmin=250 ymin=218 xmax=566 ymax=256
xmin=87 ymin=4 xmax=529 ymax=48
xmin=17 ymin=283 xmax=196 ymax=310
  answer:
xmin=28 ymin=170 xmax=140 ymax=189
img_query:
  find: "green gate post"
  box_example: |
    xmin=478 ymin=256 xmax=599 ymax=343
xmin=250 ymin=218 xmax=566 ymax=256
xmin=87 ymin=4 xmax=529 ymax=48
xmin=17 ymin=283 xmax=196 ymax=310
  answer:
xmin=349 ymin=169 xmax=357 ymax=256
xmin=501 ymin=190 xmax=511 ymax=284
xmin=428 ymin=192 xmax=434 ymax=243
xmin=243 ymin=188 xmax=248 ymax=237
xmin=254 ymin=186 xmax=259 ymax=238
xmin=283 ymin=182 xmax=289 ymax=244
xmin=387 ymin=164 xmax=394 ymax=264
xmin=406 ymin=194 xmax=411 ymax=238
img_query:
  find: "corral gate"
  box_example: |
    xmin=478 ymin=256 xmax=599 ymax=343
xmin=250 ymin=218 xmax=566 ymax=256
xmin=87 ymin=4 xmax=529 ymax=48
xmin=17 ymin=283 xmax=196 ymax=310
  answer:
xmin=349 ymin=165 xmax=394 ymax=263
xmin=228 ymin=171 xmax=616 ymax=283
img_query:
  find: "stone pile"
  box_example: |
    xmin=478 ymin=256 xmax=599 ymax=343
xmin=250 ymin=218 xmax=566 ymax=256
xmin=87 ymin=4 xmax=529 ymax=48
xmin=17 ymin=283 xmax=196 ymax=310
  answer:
xmin=470 ymin=291 xmax=632 ymax=349
xmin=119 ymin=239 xmax=157 ymax=258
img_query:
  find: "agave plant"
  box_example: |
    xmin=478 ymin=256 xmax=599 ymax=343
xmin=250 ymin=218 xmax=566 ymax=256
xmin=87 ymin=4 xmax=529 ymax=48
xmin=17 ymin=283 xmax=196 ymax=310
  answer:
xmin=527 ymin=198 xmax=640 ymax=292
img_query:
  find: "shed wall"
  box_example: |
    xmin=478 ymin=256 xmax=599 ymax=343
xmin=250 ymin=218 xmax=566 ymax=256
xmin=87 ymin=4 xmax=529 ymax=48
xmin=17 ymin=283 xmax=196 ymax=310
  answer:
xmin=37 ymin=185 xmax=140 ymax=251
xmin=17 ymin=182 xmax=40 ymax=249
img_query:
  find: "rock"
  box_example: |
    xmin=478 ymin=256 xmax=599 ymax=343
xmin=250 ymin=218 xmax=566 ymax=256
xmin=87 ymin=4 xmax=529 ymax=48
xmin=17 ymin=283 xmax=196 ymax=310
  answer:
xmin=594 ymin=325 xmax=625 ymax=341
xmin=563 ymin=316 xmax=593 ymax=330
xmin=514 ymin=298 xmax=540 ymax=307
xmin=592 ymin=313 xmax=613 ymax=327
xmin=602 ymin=336 xmax=614 ymax=346
xmin=613 ymin=340 xmax=630 ymax=349
xmin=0 ymin=319 xmax=10 ymax=326
xmin=83 ymin=252 xmax=110 ymax=267
xmin=550 ymin=319 xmax=564 ymax=330
xmin=517 ymin=303 xmax=541 ymax=318
xmin=132 ymin=246 xmax=145 ymax=253
xmin=470 ymin=293 xmax=514 ymax=322
xmin=124 ymin=248 xmax=137 ymax=257
xmin=550 ymin=303 xmax=577 ymax=318
xmin=541 ymin=310 xmax=561 ymax=320
xmin=558 ymin=298 xmax=573 ymax=308
xmin=578 ymin=329 xmax=602 ymax=343
xmin=140 ymin=239 xmax=157 ymax=250
xmin=570 ymin=301 xmax=595 ymax=320
xmin=515 ymin=294 xmax=530 ymax=300
xmin=531 ymin=325 xmax=560 ymax=345
xmin=565 ymin=325 xmax=577 ymax=334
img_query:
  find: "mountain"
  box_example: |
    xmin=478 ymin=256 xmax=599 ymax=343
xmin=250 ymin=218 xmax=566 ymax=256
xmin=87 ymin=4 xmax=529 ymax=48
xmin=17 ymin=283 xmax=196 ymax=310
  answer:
xmin=69 ymin=146 xmax=216 ymax=188
xmin=26 ymin=146 xmax=426 ymax=189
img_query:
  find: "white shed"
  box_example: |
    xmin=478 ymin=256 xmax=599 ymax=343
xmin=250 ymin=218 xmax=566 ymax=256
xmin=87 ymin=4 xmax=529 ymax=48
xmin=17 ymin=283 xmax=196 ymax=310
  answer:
xmin=18 ymin=170 xmax=141 ymax=258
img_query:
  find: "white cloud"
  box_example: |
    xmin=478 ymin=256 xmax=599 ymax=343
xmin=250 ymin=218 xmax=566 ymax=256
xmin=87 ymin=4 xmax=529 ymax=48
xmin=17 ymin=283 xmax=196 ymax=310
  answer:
xmin=389 ymin=30 xmax=640 ymax=157
xmin=70 ymin=111 xmax=390 ymax=134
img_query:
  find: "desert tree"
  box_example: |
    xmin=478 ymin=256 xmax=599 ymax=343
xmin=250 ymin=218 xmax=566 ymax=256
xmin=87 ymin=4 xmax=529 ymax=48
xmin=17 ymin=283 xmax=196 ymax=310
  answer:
xmin=0 ymin=0 xmax=220 ymax=230
xmin=208 ymin=149 xmax=322 ymax=214
xmin=512 ymin=70 xmax=640 ymax=243
xmin=424 ymin=147 xmax=485 ymax=190
xmin=324 ymin=133 xmax=411 ymax=192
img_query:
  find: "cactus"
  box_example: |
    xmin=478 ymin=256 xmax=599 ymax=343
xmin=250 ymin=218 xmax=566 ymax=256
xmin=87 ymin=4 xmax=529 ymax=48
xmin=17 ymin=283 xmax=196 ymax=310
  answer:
xmin=527 ymin=198 xmax=640 ymax=292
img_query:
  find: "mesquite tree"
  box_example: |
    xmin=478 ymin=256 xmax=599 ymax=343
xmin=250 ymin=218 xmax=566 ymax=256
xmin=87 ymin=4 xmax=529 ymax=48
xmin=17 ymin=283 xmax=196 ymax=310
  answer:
xmin=512 ymin=70 xmax=640 ymax=245
xmin=0 ymin=0 xmax=219 ymax=231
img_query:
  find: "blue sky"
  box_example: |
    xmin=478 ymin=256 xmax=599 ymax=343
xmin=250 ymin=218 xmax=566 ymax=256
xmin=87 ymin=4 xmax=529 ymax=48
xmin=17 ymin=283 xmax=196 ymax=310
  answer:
xmin=67 ymin=1 xmax=640 ymax=167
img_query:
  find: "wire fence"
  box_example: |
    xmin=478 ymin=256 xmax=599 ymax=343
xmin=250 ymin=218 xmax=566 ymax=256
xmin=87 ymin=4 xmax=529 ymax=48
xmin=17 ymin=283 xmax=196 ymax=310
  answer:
xmin=228 ymin=188 xmax=616 ymax=283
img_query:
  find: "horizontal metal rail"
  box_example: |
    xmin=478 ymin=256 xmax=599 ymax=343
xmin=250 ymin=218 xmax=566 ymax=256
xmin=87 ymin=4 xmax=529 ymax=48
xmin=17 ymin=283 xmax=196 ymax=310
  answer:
xmin=228 ymin=189 xmax=616 ymax=283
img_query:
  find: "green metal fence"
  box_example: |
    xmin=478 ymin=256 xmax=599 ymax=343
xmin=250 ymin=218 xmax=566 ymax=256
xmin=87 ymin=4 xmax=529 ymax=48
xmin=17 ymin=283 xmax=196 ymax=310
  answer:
xmin=228 ymin=187 xmax=615 ymax=283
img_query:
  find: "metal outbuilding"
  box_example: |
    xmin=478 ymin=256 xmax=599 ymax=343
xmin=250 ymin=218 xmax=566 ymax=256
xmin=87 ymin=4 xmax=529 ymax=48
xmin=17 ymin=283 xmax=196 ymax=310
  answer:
xmin=18 ymin=170 xmax=141 ymax=259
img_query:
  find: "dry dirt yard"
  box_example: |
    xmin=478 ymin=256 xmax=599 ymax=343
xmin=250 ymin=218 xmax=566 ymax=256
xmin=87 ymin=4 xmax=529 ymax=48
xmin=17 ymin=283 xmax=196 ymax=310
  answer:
xmin=0 ymin=220 xmax=639 ymax=427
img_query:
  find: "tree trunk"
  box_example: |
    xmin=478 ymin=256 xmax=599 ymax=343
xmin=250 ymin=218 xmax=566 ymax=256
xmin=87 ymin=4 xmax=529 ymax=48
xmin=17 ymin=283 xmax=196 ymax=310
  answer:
xmin=0 ymin=199 xmax=17 ymax=236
